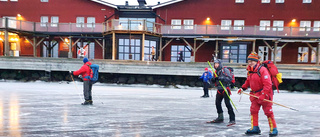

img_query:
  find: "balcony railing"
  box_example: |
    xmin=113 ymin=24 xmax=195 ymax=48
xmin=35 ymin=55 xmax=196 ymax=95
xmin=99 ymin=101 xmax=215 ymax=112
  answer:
xmin=105 ymin=19 xmax=162 ymax=33
xmin=161 ymin=25 xmax=320 ymax=37
xmin=1 ymin=17 xmax=320 ymax=37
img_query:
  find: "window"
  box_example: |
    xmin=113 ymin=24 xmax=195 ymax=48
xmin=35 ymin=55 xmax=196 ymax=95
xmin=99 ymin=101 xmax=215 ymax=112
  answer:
xmin=184 ymin=19 xmax=194 ymax=29
xmin=300 ymin=21 xmax=311 ymax=31
xmin=258 ymin=46 xmax=269 ymax=61
xmin=76 ymin=17 xmax=85 ymax=28
xmin=311 ymin=47 xmax=317 ymax=63
xmin=221 ymin=43 xmax=247 ymax=63
xmin=41 ymin=0 xmax=48 ymax=2
xmin=303 ymin=0 xmax=312 ymax=3
xmin=118 ymin=38 xmax=141 ymax=60
xmin=87 ymin=17 xmax=95 ymax=28
xmin=221 ymin=20 xmax=232 ymax=30
xmin=275 ymin=0 xmax=284 ymax=3
xmin=234 ymin=20 xmax=244 ymax=30
xmin=171 ymin=45 xmax=191 ymax=62
xmin=171 ymin=19 xmax=181 ymax=29
xmin=10 ymin=0 xmax=18 ymax=1
xmin=40 ymin=16 xmax=48 ymax=27
xmin=313 ymin=21 xmax=320 ymax=31
xmin=43 ymin=41 xmax=58 ymax=58
xmin=0 ymin=0 xmax=8 ymax=1
xmin=144 ymin=40 xmax=157 ymax=61
xmin=260 ymin=20 xmax=270 ymax=31
xmin=235 ymin=0 xmax=244 ymax=3
xmin=273 ymin=20 xmax=284 ymax=31
xmin=51 ymin=16 xmax=59 ymax=27
xmin=262 ymin=0 xmax=270 ymax=3
xmin=271 ymin=47 xmax=282 ymax=62
xmin=298 ymin=47 xmax=308 ymax=62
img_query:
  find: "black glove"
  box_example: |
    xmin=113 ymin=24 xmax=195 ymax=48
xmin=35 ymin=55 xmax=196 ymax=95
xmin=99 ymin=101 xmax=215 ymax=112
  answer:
xmin=69 ymin=71 xmax=74 ymax=77
xmin=218 ymin=77 xmax=225 ymax=82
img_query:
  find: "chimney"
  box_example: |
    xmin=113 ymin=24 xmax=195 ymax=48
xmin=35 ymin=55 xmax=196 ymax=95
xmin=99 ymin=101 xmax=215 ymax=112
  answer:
xmin=125 ymin=1 xmax=129 ymax=6
xmin=138 ymin=0 xmax=146 ymax=7
xmin=158 ymin=2 xmax=160 ymax=5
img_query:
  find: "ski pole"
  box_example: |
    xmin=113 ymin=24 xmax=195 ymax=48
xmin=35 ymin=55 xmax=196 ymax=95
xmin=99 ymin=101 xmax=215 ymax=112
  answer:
xmin=240 ymin=90 xmax=299 ymax=112
xmin=70 ymin=72 xmax=83 ymax=102
xmin=208 ymin=61 xmax=238 ymax=112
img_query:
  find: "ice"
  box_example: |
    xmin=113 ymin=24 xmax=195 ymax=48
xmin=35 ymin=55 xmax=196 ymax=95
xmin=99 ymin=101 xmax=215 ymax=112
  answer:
xmin=0 ymin=81 xmax=319 ymax=136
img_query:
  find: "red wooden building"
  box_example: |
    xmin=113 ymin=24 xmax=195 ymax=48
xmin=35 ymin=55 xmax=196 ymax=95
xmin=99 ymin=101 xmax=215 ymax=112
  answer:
xmin=1 ymin=0 xmax=320 ymax=65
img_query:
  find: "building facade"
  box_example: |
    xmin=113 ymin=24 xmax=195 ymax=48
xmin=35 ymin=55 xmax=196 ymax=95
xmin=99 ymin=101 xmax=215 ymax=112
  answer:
xmin=0 ymin=0 xmax=320 ymax=65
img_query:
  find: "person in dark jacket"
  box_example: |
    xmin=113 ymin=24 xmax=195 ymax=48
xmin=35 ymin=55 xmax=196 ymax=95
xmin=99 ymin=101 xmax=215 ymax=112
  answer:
xmin=178 ymin=48 xmax=184 ymax=62
xmin=207 ymin=59 xmax=235 ymax=125
xmin=72 ymin=57 xmax=93 ymax=105
xmin=199 ymin=67 xmax=212 ymax=98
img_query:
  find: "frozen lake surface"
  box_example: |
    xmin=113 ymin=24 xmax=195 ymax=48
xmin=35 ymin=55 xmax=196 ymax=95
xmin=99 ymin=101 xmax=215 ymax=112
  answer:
xmin=0 ymin=81 xmax=319 ymax=137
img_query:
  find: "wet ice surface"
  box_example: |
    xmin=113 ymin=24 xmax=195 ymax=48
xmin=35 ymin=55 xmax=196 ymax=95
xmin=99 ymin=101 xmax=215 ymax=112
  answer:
xmin=0 ymin=81 xmax=319 ymax=137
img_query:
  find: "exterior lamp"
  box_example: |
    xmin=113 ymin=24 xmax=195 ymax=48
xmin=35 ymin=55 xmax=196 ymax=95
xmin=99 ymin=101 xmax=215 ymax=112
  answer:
xmin=65 ymin=38 xmax=69 ymax=43
xmin=207 ymin=17 xmax=210 ymax=21
xmin=17 ymin=14 xmax=21 ymax=17
xmin=292 ymin=19 xmax=296 ymax=22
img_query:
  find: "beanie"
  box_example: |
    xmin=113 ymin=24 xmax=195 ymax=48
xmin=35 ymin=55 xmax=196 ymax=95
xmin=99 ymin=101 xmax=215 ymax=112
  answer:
xmin=205 ymin=68 xmax=208 ymax=71
xmin=83 ymin=57 xmax=89 ymax=63
xmin=247 ymin=52 xmax=259 ymax=62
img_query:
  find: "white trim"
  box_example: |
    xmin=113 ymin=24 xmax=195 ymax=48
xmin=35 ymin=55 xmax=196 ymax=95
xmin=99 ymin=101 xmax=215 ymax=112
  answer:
xmin=152 ymin=0 xmax=184 ymax=9
xmin=90 ymin=0 xmax=117 ymax=9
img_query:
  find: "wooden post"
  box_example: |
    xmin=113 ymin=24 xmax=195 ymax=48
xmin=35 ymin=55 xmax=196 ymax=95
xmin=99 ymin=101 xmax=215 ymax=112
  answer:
xmin=141 ymin=33 xmax=145 ymax=61
xmin=159 ymin=37 xmax=162 ymax=61
xmin=4 ymin=18 xmax=9 ymax=56
xmin=317 ymin=42 xmax=320 ymax=65
xmin=68 ymin=37 xmax=72 ymax=58
xmin=33 ymin=37 xmax=37 ymax=57
xmin=193 ymin=39 xmax=196 ymax=62
xmin=252 ymin=40 xmax=256 ymax=52
xmin=112 ymin=32 xmax=116 ymax=60
xmin=102 ymin=38 xmax=105 ymax=59
xmin=274 ymin=41 xmax=278 ymax=64
xmin=215 ymin=40 xmax=219 ymax=57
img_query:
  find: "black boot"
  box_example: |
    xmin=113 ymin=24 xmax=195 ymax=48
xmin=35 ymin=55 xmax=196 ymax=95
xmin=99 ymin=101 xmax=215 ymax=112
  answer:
xmin=207 ymin=113 xmax=224 ymax=123
xmin=81 ymin=100 xmax=91 ymax=105
xmin=88 ymin=100 xmax=93 ymax=105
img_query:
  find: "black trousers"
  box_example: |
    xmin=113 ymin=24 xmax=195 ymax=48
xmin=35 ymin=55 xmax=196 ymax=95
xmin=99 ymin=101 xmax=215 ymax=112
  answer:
xmin=83 ymin=80 xmax=93 ymax=100
xmin=203 ymin=82 xmax=209 ymax=96
xmin=215 ymin=89 xmax=235 ymax=121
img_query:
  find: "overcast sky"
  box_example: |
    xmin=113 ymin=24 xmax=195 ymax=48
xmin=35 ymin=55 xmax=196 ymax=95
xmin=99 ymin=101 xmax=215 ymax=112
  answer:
xmin=103 ymin=0 xmax=172 ymax=6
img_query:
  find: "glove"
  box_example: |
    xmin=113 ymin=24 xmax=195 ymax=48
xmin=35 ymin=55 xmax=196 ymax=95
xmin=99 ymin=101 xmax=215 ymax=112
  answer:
xmin=78 ymin=75 xmax=83 ymax=79
xmin=69 ymin=71 xmax=74 ymax=77
xmin=218 ymin=77 xmax=225 ymax=82
xmin=258 ymin=93 xmax=268 ymax=101
xmin=237 ymin=88 xmax=243 ymax=95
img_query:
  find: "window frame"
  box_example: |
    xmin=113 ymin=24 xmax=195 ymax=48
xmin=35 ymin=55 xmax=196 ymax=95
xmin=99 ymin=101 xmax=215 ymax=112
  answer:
xmin=300 ymin=21 xmax=311 ymax=31
xmin=234 ymin=20 xmax=245 ymax=30
xmin=275 ymin=0 xmax=284 ymax=3
xmin=40 ymin=0 xmax=48 ymax=2
xmin=183 ymin=19 xmax=194 ymax=30
xmin=235 ymin=0 xmax=244 ymax=3
xmin=259 ymin=20 xmax=271 ymax=31
xmin=40 ymin=16 xmax=49 ymax=27
xmin=221 ymin=20 xmax=232 ymax=30
xmin=297 ymin=47 xmax=309 ymax=63
xmin=303 ymin=0 xmax=312 ymax=3
xmin=273 ymin=20 xmax=284 ymax=31
xmin=76 ymin=17 xmax=85 ymax=28
xmin=261 ymin=0 xmax=270 ymax=3
xmin=171 ymin=19 xmax=182 ymax=29
xmin=51 ymin=16 xmax=59 ymax=27
xmin=313 ymin=21 xmax=320 ymax=31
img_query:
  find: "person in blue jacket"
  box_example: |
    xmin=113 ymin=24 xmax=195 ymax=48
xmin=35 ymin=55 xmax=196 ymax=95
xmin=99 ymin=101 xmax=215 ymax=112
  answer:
xmin=199 ymin=67 xmax=212 ymax=98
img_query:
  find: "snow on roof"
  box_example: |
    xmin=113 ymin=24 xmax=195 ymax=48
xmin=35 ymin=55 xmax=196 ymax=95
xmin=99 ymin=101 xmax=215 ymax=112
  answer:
xmin=152 ymin=0 xmax=184 ymax=9
xmin=90 ymin=0 xmax=118 ymax=9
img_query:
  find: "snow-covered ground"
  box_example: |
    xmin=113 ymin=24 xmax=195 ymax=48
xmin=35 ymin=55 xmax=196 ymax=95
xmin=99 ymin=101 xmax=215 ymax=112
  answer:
xmin=0 ymin=81 xmax=319 ymax=137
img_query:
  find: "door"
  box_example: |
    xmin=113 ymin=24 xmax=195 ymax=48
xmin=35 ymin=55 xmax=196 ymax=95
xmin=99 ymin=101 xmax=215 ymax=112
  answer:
xmin=221 ymin=43 xmax=247 ymax=63
xmin=258 ymin=46 xmax=268 ymax=61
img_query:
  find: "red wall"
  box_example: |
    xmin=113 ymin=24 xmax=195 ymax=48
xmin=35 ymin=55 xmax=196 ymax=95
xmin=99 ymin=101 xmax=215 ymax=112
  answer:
xmin=0 ymin=0 xmax=115 ymax=23
xmin=155 ymin=0 xmax=320 ymax=26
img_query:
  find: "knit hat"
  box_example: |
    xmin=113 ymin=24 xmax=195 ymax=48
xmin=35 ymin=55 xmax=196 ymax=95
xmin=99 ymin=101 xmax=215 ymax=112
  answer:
xmin=83 ymin=57 xmax=89 ymax=63
xmin=247 ymin=52 xmax=259 ymax=62
xmin=205 ymin=68 xmax=208 ymax=71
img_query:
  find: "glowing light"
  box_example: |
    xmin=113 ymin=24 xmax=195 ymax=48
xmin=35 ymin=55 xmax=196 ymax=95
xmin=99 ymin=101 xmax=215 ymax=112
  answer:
xmin=292 ymin=19 xmax=296 ymax=22
xmin=64 ymin=38 xmax=69 ymax=43
xmin=17 ymin=14 xmax=21 ymax=17
xmin=0 ymin=38 xmax=3 ymax=41
xmin=206 ymin=17 xmax=210 ymax=21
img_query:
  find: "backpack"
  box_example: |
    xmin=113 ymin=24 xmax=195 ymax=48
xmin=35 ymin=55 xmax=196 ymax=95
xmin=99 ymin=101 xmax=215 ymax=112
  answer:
xmin=256 ymin=60 xmax=283 ymax=93
xmin=222 ymin=67 xmax=236 ymax=88
xmin=85 ymin=64 xmax=99 ymax=84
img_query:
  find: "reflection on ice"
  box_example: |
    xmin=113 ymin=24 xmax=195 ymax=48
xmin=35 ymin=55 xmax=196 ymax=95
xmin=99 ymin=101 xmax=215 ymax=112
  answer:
xmin=9 ymin=94 xmax=20 ymax=137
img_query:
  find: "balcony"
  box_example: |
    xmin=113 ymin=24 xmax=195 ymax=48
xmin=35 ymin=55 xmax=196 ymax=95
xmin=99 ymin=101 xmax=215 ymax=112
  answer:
xmin=161 ymin=25 xmax=320 ymax=38
xmin=104 ymin=19 xmax=162 ymax=34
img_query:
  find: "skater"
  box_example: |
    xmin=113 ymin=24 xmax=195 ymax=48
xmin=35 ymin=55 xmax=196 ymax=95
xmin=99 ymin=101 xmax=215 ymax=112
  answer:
xmin=71 ymin=57 xmax=93 ymax=105
xmin=199 ymin=67 xmax=212 ymax=98
xmin=207 ymin=59 xmax=235 ymax=126
xmin=177 ymin=48 xmax=184 ymax=62
xmin=151 ymin=46 xmax=156 ymax=61
xmin=237 ymin=52 xmax=278 ymax=136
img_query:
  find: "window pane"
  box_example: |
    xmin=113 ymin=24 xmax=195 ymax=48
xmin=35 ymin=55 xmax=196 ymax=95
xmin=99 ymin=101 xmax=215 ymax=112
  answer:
xmin=297 ymin=47 xmax=308 ymax=62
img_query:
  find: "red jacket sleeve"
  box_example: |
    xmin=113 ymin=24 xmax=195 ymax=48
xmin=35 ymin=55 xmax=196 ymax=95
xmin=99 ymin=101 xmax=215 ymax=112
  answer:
xmin=73 ymin=65 xmax=87 ymax=76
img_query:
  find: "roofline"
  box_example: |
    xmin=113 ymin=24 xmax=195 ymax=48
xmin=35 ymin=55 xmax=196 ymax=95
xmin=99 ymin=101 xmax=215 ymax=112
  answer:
xmin=152 ymin=0 xmax=184 ymax=9
xmin=91 ymin=0 xmax=118 ymax=9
